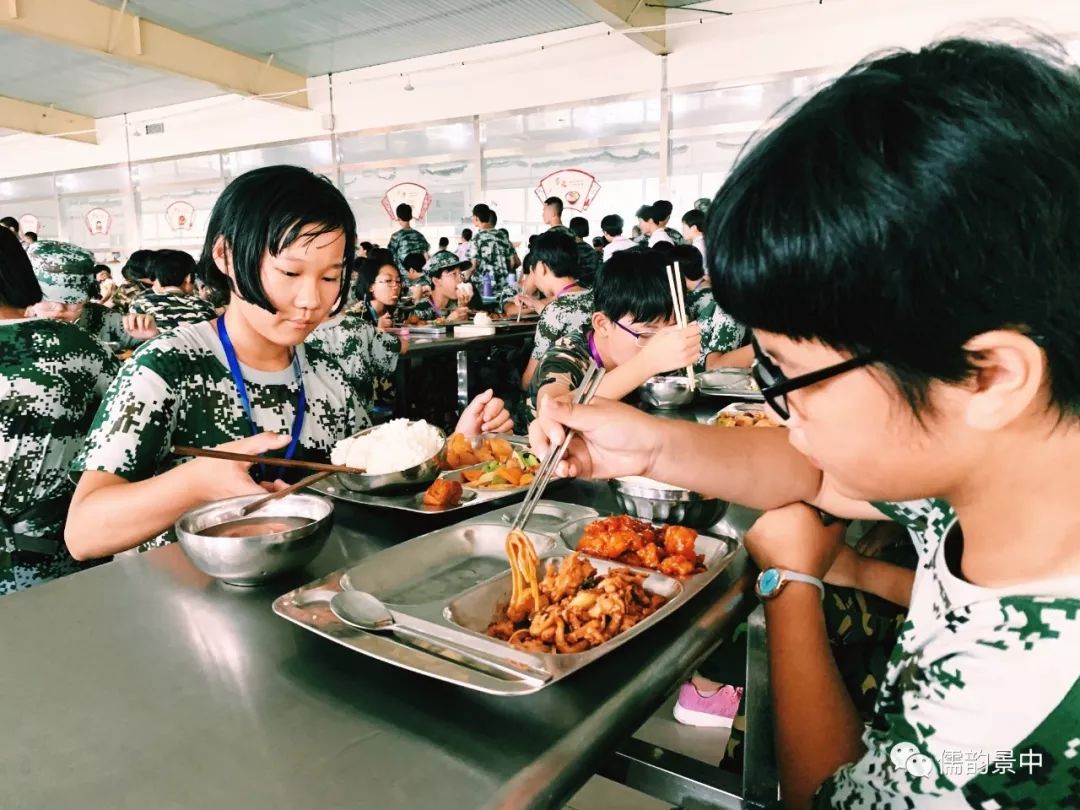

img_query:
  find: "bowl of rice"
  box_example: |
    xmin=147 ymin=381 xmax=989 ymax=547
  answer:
xmin=332 ymin=419 xmax=447 ymax=493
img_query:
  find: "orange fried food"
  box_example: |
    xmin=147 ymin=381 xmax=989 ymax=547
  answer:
xmin=444 ymin=433 xmax=527 ymax=471
xmin=662 ymin=525 xmax=700 ymax=562
xmin=422 ymin=479 xmax=463 ymax=509
xmin=575 ymin=516 xmax=704 ymax=578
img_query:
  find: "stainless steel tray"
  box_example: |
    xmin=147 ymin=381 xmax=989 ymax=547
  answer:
xmin=697 ymin=367 xmax=764 ymax=401
xmin=273 ymin=504 xmax=740 ymax=696
xmin=308 ymin=473 xmax=521 ymax=515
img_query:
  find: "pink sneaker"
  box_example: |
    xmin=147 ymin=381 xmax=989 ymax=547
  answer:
xmin=673 ymin=677 xmax=744 ymax=728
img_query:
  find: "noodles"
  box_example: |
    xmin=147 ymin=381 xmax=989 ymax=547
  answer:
xmin=505 ymin=529 xmax=540 ymax=623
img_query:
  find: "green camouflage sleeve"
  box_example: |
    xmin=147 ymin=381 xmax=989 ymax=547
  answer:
xmin=72 ymin=357 xmax=179 ymax=482
xmin=306 ymin=318 xmax=401 ymax=408
xmin=527 ymin=335 xmax=592 ymax=419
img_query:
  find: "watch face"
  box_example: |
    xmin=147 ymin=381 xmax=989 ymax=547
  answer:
xmin=758 ymin=567 xmax=782 ymax=597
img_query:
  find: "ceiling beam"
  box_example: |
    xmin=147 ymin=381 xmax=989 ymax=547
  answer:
xmin=0 ymin=95 xmax=97 ymax=143
xmin=566 ymin=0 xmax=668 ymax=55
xmin=0 ymin=0 xmax=309 ymax=109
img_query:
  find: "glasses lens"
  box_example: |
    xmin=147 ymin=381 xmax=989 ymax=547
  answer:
xmin=750 ymin=354 xmax=790 ymax=420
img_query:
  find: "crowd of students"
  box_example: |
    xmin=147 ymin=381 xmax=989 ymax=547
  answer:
xmin=1 ymin=35 xmax=1077 ymax=808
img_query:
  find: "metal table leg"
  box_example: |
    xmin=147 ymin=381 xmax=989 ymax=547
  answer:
xmin=456 ymin=349 xmax=469 ymax=412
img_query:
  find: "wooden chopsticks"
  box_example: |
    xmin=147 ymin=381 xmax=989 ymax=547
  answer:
xmin=239 ymin=470 xmax=336 ymax=516
xmin=667 ymin=263 xmax=697 ymax=391
xmin=171 ymin=446 xmax=364 ymax=475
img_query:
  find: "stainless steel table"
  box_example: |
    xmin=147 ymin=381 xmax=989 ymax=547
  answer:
xmin=0 ymin=480 xmax=755 ymax=810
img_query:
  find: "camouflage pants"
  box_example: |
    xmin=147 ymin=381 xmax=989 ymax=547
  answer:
xmin=708 ymin=524 xmax=917 ymax=771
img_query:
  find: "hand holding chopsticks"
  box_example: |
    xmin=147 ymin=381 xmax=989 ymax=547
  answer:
xmin=667 ymin=263 xmax=696 ymax=392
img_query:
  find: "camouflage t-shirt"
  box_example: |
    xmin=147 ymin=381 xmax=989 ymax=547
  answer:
xmin=530 ymin=289 xmax=594 ymax=361
xmin=469 ymin=228 xmax=515 ymax=298
xmin=814 ymin=498 xmax=1080 ymax=809
xmin=76 ymin=301 xmax=149 ymax=350
xmin=1 ymin=318 xmax=119 ymax=594
xmin=73 ymin=319 xmax=371 ymax=547
xmin=387 ymin=227 xmax=430 ymax=273
xmin=130 ymin=290 xmax=216 ymax=331
xmin=664 ymin=226 xmax=686 ymax=245
xmin=688 ymin=286 xmax=745 ymax=368
xmin=111 ymin=282 xmax=148 ymax=313
xmin=306 ymin=315 xmax=400 ymax=412
xmin=527 ymin=331 xmax=592 ymax=420
xmin=411 ymin=296 xmax=463 ymax=323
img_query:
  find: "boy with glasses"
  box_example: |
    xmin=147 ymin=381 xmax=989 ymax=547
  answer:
xmin=531 ymin=38 xmax=1080 ymax=808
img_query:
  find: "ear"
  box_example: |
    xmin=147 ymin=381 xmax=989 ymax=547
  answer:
xmin=592 ymin=311 xmax=611 ymax=335
xmin=212 ymin=236 xmax=232 ymax=277
xmin=962 ymin=330 xmax=1046 ymax=431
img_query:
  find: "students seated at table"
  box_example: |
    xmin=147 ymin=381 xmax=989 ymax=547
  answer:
xmin=531 ymin=38 xmax=1080 ymax=809
xmin=111 ymin=249 xmax=155 ymax=313
xmin=66 ymin=165 xmax=511 ymax=560
xmin=682 ymin=209 xmax=707 ymax=263
xmin=568 ymin=216 xmax=600 ymax=286
xmin=669 ymin=244 xmax=747 ymax=369
xmin=28 ymin=240 xmax=159 ymax=348
xmin=600 ymin=214 xmax=635 ymax=261
xmin=0 ymin=227 xmax=118 ymax=595
xmin=130 ymin=250 xmax=217 ymax=331
xmin=528 ymin=248 xmax=700 ymax=417
xmin=349 ymin=248 xmax=404 ymax=329
xmin=412 ymin=251 xmax=472 ymax=322
xmin=387 ymin=203 xmax=430 ymax=273
xmin=520 ymin=231 xmax=592 ymax=389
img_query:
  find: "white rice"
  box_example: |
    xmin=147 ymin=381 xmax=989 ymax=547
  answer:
xmin=617 ymin=475 xmax=687 ymax=492
xmin=331 ymin=419 xmax=443 ymax=475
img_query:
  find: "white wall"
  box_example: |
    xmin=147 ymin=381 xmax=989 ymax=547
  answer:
xmin=2 ymin=0 xmax=1079 ymax=180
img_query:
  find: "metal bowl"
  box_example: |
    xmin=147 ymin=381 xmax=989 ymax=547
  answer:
xmin=175 ymin=493 xmax=334 ymax=586
xmin=638 ymin=375 xmax=695 ymax=409
xmin=336 ymin=423 xmax=448 ymax=493
xmin=608 ymin=477 xmax=728 ymax=530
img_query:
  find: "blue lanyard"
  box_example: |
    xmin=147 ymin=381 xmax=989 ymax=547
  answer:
xmin=367 ymin=301 xmax=379 ymax=323
xmin=216 ymin=317 xmax=306 ymax=481
xmin=426 ymin=295 xmax=443 ymax=318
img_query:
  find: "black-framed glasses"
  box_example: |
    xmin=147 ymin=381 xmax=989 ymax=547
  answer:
xmin=613 ymin=320 xmax=657 ymax=347
xmin=750 ymin=335 xmax=876 ymax=421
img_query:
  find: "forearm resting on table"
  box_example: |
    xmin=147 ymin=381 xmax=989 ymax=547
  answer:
xmin=767 ymin=586 xmax=866 ymax=810
xmin=66 ymin=465 xmax=209 ymax=560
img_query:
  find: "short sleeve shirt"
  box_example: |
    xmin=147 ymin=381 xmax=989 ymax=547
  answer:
xmin=530 ymin=289 xmax=594 ymax=361
xmin=813 ymin=498 xmax=1080 ymax=809
xmin=306 ymin=315 xmax=400 ymax=412
xmin=130 ymin=291 xmax=217 ymax=331
xmin=387 ymin=228 xmax=430 ymax=272
xmin=688 ymin=286 xmax=745 ymax=366
xmin=469 ymin=228 xmax=516 ymax=298
xmin=527 ymin=331 xmax=592 ymax=420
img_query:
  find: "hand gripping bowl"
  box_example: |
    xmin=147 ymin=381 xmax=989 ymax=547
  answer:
xmin=175 ymin=493 xmax=334 ymax=586
xmin=608 ymin=477 xmax=728 ymax=530
xmin=638 ymin=375 xmax=695 ymax=409
xmin=336 ymin=423 xmax=448 ymax=493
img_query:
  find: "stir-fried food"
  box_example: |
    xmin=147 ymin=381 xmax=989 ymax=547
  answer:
xmin=505 ymin=529 xmax=541 ymax=623
xmin=460 ymin=451 xmax=539 ymax=489
xmin=575 ymin=516 xmax=705 ymax=578
xmin=444 ymin=432 xmax=515 ymax=469
xmin=488 ymin=553 xmax=667 ymax=654
xmin=421 ymin=478 xmax=463 ymax=509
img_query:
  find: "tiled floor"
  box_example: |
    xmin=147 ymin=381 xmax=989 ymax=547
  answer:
xmin=565 ymin=692 xmax=731 ymax=809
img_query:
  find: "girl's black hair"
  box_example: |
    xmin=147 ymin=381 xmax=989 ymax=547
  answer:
xmin=355 ymin=248 xmax=397 ymax=302
xmin=122 ymin=249 xmax=155 ymax=283
xmin=200 ymin=165 xmax=356 ymax=315
xmin=682 ymin=209 xmax=705 ymax=232
xmin=0 ymin=226 xmax=41 ymax=307
xmin=149 ymin=249 xmax=197 ymax=288
xmin=707 ymin=37 xmax=1080 ymax=414
xmin=594 ymin=248 xmax=675 ymax=325
xmin=530 ymin=231 xmax=577 ymax=279
xmin=671 ymin=244 xmax=705 ymax=282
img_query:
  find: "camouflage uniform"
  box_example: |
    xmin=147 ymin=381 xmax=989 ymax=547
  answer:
xmin=72 ymin=319 xmax=372 ymax=551
xmin=306 ymin=315 xmax=400 ymax=413
xmin=387 ymin=227 xmax=430 ymax=273
xmin=527 ymin=331 xmax=592 ymax=419
xmin=547 ymin=224 xmax=576 ymax=239
xmin=111 ymin=282 xmax=149 ymax=313
xmin=469 ymin=228 xmax=516 ymax=300
xmin=686 ymin=285 xmax=745 ymax=368
xmin=130 ymin=291 xmax=217 ymax=332
xmin=1 ymin=318 xmax=119 ymax=595
xmin=411 ymin=296 xmax=462 ymax=322
xmin=530 ymin=289 xmax=594 ymax=361
xmin=663 ymin=226 xmax=686 ymax=245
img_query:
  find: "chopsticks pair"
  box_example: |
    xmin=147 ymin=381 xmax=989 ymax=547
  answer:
xmin=666 ymin=263 xmax=696 ymax=392
xmin=508 ymin=361 xmax=606 ymax=534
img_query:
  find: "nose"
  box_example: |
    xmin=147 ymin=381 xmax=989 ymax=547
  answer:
xmin=293 ymin=272 xmax=321 ymax=311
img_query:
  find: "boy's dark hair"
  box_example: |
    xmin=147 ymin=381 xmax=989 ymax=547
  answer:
xmin=530 ymin=230 xmax=576 ymax=278
xmin=707 ymin=37 xmax=1080 ymax=413
xmin=544 ymin=196 xmax=563 ymax=217
xmin=356 ymin=249 xmax=397 ymax=300
xmin=199 ymin=165 xmax=355 ymax=316
xmin=438 ymin=236 xmax=450 ymax=249
xmin=472 ymin=203 xmax=493 ymax=224
xmin=402 ymin=252 xmax=427 ymax=273
xmin=651 ymin=241 xmax=675 ymax=258
xmin=0 ymin=217 xmax=19 ymax=233
xmin=651 ymin=200 xmax=673 ymax=223
xmin=635 ymin=204 xmax=656 ymax=223
xmin=594 ymin=248 xmax=675 ymax=325
xmin=592 ymin=236 xmax=606 ymax=249
xmin=601 ymin=214 xmax=623 ymax=237
xmin=671 ymin=244 xmax=705 ymax=282
xmin=569 ymin=217 xmax=590 ymax=239
xmin=122 ymin=249 xmax=155 ymax=283
xmin=682 ymin=209 xmax=705 ymax=232
xmin=24 ymin=232 xmax=37 ymax=243
xmin=0 ymin=225 xmax=41 ymax=307
xmin=488 ymin=209 xmax=499 ymax=226
xmin=461 ymin=228 xmax=473 ymax=241
xmin=149 ymin=249 xmax=197 ymax=288
xmin=395 ymin=203 xmax=413 ymax=222
xmin=359 ymin=240 xmax=374 ymax=254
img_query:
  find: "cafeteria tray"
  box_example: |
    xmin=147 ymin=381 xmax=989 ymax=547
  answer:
xmin=386 ymin=325 xmax=449 ymax=338
xmin=696 ymin=367 xmax=764 ymax=401
xmin=273 ymin=504 xmax=740 ymax=696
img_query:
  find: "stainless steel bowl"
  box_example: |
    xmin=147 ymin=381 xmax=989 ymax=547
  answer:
xmin=638 ymin=375 xmax=695 ymax=409
xmin=175 ymin=493 xmax=334 ymax=586
xmin=336 ymin=423 xmax=448 ymax=493
xmin=608 ymin=477 xmax=728 ymax=530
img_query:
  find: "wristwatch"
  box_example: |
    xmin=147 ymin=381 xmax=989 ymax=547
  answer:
xmin=755 ymin=567 xmax=825 ymax=601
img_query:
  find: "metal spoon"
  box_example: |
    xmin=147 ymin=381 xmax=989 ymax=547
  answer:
xmin=330 ymin=590 xmax=550 ymax=685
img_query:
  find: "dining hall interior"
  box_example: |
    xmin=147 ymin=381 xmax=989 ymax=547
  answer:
xmin=2 ymin=1 xmax=1079 ymax=808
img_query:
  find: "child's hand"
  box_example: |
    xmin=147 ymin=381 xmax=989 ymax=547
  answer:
xmin=190 ymin=432 xmax=293 ymax=500
xmin=638 ymin=323 xmax=701 ymax=376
